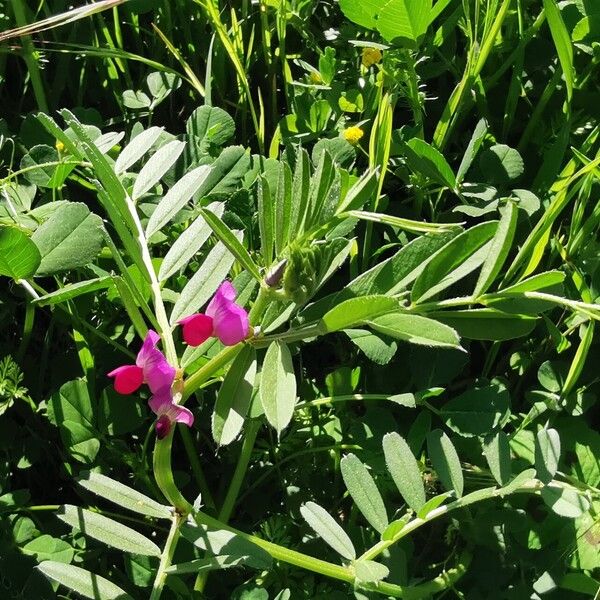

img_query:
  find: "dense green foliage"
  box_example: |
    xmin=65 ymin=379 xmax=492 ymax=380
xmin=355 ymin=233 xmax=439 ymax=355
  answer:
xmin=0 ymin=1 xmax=599 ymax=598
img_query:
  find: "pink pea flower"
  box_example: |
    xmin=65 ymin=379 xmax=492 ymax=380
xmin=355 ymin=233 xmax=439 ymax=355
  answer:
xmin=149 ymin=388 xmax=194 ymax=439
xmin=108 ymin=330 xmax=176 ymax=395
xmin=179 ymin=281 xmax=249 ymax=347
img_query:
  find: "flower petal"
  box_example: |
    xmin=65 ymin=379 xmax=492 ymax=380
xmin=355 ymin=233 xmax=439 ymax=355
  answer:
xmin=107 ymin=365 xmax=144 ymax=395
xmin=136 ymin=330 xmax=161 ymax=368
xmin=148 ymin=388 xmax=173 ymax=415
xmin=213 ymin=302 xmax=249 ymax=345
xmin=145 ymin=358 xmax=176 ymax=394
xmin=155 ymin=415 xmax=171 ymax=439
xmin=172 ymin=405 xmax=194 ymax=427
xmin=179 ymin=313 xmax=214 ymax=346
xmin=206 ymin=282 xmax=237 ymax=319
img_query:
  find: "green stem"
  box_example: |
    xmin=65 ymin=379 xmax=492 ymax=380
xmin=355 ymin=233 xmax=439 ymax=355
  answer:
xmin=179 ymin=426 xmax=216 ymax=511
xmin=9 ymin=0 xmax=49 ymax=112
xmin=218 ymin=419 xmax=261 ymax=523
xmin=149 ymin=514 xmax=183 ymax=600
xmin=296 ymin=394 xmax=393 ymax=410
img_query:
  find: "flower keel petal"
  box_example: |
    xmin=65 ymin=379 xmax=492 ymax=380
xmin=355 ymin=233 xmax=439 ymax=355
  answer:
xmin=107 ymin=365 xmax=144 ymax=395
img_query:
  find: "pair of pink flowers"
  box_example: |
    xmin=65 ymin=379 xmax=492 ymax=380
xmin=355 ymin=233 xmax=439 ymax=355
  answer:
xmin=108 ymin=282 xmax=249 ymax=438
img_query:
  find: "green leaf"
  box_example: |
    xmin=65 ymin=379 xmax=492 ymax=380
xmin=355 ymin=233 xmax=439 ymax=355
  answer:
xmin=340 ymin=453 xmax=388 ymax=534
xmin=186 ymin=105 xmax=235 ymax=159
xmin=289 ymin=148 xmax=311 ymax=239
xmin=335 ymin=169 xmax=378 ymax=214
xmin=146 ymin=165 xmax=212 ymax=237
xmin=559 ymin=573 xmax=600 ymax=596
xmin=473 ymin=201 xmax=518 ymax=297
xmin=440 ymin=380 xmax=510 ymax=438
xmin=376 ymin=0 xmax=432 ymax=45
xmin=535 ymin=427 xmax=561 ymax=484
xmin=320 ymin=296 xmax=399 ymax=332
xmin=543 ymin=0 xmax=574 ymax=102
xmin=20 ymin=144 xmax=74 ymax=188
xmin=181 ymin=523 xmax=272 ymax=569
xmin=76 ymin=471 xmax=171 ymax=519
xmin=37 ymin=561 xmax=132 ymax=600
xmin=33 ymin=276 xmax=113 ymax=306
xmin=195 ymin=146 xmax=251 ymax=200
xmin=23 ymin=535 xmax=74 ymax=563
xmin=483 ymin=431 xmax=511 ymax=486
xmin=31 ymin=202 xmax=104 ymax=276
xmin=122 ymin=89 xmax=151 ymax=109
xmin=0 ymin=226 xmax=41 ymax=279
xmin=404 ymin=138 xmax=456 ymax=189
xmin=383 ymin=432 xmax=426 ymax=511
xmin=260 ymin=341 xmax=297 ymax=436
xmin=347 ymin=210 xmax=459 ymax=235
xmin=57 ymin=505 xmax=161 ymax=556
xmin=212 ymin=346 xmax=257 ymax=446
xmin=170 ymin=236 xmax=240 ymax=323
xmin=540 ymin=484 xmax=590 ymax=518
xmin=200 ymin=208 xmax=261 ymax=282
xmin=427 ymin=429 xmax=463 ymax=497
xmin=275 ymin=162 xmax=293 ymax=255
xmin=257 ymin=176 xmax=275 ymax=264
xmin=158 ymin=201 xmax=224 ymax=281
xmin=479 ymin=144 xmax=524 ymax=186
xmin=353 ymin=559 xmax=390 ymax=583
xmin=300 ymin=501 xmax=356 ymax=560
xmin=48 ymin=379 xmax=99 ymax=464
xmin=368 ymin=313 xmax=461 ymax=349
xmin=345 ymin=329 xmax=398 ymax=365
xmin=429 ymin=309 xmax=537 ymax=341
xmin=457 ymin=118 xmax=487 ymax=182
xmin=411 ymin=221 xmax=497 ymax=303
xmin=132 ymin=139 xmax=185 ymax=200
xmin=115 ymin=126 xmax=163 ymax=174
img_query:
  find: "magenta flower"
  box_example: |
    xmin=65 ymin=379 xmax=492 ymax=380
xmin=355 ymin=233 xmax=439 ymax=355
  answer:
xmin=179 ymin=281 xmax=249 ymax=347
xmin=149 ymin=389 xmax=194 ymax=439
xmin=108 ymin=330 xmax=176 ymax=395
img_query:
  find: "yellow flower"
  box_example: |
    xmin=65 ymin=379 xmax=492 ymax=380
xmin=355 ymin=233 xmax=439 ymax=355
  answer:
xmin=343 ymin=126 xmax=364 ymax=145
xmin=309 ymin=71 xmax=323 ymax=84
xmin=55 ymin=139 xmax=65 ymax=153
xmin=362 ymin=47 xmax=383 ymax=68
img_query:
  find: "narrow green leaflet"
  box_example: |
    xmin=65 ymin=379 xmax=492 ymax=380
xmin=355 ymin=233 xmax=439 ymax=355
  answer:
xmin=320 ymin=296 xmax=399 ymax=332
xmin=430 ymin=309 xmax=537 ymax=341
xmin=258 ymin=176 xmax=274 ymax=265
xmin=260 ymin=341 xmax=297 ymax=435
xmin=473 ymin=201 xmax=517 ymax=297
xmin=335 ymin=169 xmax=378 ymax=214
xmin=427 ymin=429 xmax=464 ymax=497
xmin=300 ymin=501 xmax=356 ymax=560
xmin=440 ymin=380 xmax=510 ymax=438
xmin=33 ymin=276 xmax=113 ymax=306
xmin=275 ymin=162 xmax=293 ymax=255
xmin=367 ymin=313 xmax=461 ymax=349
xmin=542 ymin=0 xmax=574 ymax=102
xmin=170 ymin=236 xmax=239 ymax=323
xmin=114 ymin=126 xmax=163 ymax=174
xmin=212 ymin=346 xmax=257 ymax=446
xmin=57 ymin=505 xmax=161 ymax=556
xmin=289 ymin=148 xmax=311 ymax=238
xmin=31 ymin=202 xmax=104 ymax=275
xmin=535 ymin=427 xmax=561 ymax=484
xmin=0 ymin=226 xmax=41 ymax=279
xmin=345 ymin=329 xmax=398 ymax=365
xmin=158 ymin=201 xmax=224 ymax=282
xmin=404 ymin=138 xmax=456 ymax=190
xmin=76 ymin=471 xmax=171 ymax=519
xmin=383 ymin=432 xmax=426 ymax=511
xmin=457 ymin=118 xmax=487 ymax=182
xmin=411 ymin=221 xmax=497 ymax=303
xmin=540 ymin=484 xmax=590 ymax=518
xmin=145 ymin=164 xmax=212 ymax=237
xmin=200 ymin=208 xmax=261 ymax=282
xmin=340 ymin=453 xmax=389 ymax=533
xmin=347 ymin=210 xmax=459 ymax=234
xmin=132 ymin=139 xmax=185 ymax=200
xmin=353 ymin=559 xmax=390 ymax=583
xmin=483 ymin=431 xmax=511 ymax=485
xmin=37 ymin=562 xmax=133 ymax=600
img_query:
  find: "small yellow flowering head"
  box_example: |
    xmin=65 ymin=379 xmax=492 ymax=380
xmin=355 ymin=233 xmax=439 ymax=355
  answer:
xmin=362 ymin=47 xmax=383 ymax=68
xmin=309 ymin=71 xmax=323 ymax=84
xmin=55 ymin=139 xmax=65 ymax=153
xmin=343 ymin=126 xmax=364 ymax=145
